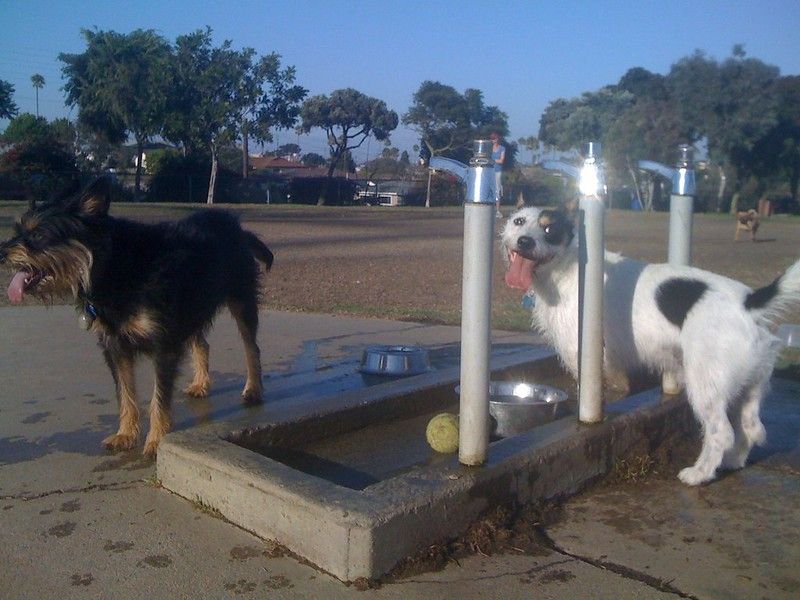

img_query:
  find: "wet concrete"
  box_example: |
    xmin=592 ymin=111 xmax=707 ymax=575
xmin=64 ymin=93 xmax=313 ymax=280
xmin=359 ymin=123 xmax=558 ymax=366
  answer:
xmin=1 ymin=305 xmax=799 ymax=598
xmin=545 ymin=377 xmax=800 ymax=600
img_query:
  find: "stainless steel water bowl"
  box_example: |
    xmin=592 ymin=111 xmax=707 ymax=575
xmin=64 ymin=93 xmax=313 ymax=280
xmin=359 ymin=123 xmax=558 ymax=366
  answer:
xmin=359 ymin=345 xmax=431 ymax=376
xmin=488 ymin=382 xmax=569 ymax=438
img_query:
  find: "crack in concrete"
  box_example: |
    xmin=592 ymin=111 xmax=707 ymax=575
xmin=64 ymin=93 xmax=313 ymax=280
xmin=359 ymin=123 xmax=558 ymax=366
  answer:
xmin=1 ymin=480 xmax=143 ymax=502
xmin=389 ymin=557 xmax=575 ymax=586
xmin=537 ymin=529 xmax=700 ymax=599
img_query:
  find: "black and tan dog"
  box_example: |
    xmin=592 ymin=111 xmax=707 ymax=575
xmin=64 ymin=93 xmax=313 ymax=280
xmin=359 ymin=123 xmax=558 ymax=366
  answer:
xmin=0 ymin=179 xmax=274 ymax=456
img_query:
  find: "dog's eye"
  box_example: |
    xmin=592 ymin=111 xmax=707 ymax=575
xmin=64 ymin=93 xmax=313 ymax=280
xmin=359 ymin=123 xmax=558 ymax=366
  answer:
xmin=513 ymin=217 xmax=526 ymax=226
xmin=27 ymin=231 xmax=47 ymax=245
xmin=543 ymin=225 xmax=551 ymax=235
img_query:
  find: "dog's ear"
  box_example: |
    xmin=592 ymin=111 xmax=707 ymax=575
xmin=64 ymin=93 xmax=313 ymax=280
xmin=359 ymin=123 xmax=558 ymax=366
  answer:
xmin=76 ymin=178 xmax=111 ymax=218
xmin=553 ymin=207 xmax=576 ymax=245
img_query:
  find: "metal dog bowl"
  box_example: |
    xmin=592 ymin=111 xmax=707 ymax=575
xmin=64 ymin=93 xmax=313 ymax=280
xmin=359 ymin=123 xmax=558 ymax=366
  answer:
xmin=489 ymin=382 xmax=569 ymax=437
xmin=359 ymin=345 xmax=431 ymax=376
xmin=457 ymin=381 xmax=569 ymax=438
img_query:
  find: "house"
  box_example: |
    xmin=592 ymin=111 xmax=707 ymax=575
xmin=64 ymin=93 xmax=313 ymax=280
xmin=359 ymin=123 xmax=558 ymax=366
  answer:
xmin=248 ymin=155 xmax=312 ymax=175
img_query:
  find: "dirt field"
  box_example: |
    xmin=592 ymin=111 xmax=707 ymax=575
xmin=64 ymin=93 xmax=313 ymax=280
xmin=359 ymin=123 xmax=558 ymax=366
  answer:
xmin=1 ymin=202 xmax=799 ymax=328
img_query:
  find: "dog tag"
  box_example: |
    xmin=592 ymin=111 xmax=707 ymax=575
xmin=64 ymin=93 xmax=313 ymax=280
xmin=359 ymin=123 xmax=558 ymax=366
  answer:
xmin=78 ymin=311 xmax=94 ymax=330
xmin=521 ymin=293 xmax=535 ymax=309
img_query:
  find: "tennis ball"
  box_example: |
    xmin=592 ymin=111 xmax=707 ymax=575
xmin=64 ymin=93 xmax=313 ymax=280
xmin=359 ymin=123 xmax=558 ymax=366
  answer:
xmin=426 ymin=412 xmax=459 ymax=454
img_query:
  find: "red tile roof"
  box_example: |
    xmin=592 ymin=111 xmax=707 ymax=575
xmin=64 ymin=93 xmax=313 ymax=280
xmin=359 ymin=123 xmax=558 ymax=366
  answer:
xmin=249 ymin=156 xmax=310 ymax=170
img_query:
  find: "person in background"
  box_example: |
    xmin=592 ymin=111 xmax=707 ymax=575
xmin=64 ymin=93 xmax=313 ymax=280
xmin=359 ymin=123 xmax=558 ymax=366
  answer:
xmin=490 ymin=132 xmax=506 ymax=218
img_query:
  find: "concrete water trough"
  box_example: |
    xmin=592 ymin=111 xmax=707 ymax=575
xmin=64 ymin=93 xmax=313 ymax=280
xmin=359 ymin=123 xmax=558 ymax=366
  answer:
xmin=157 ymin=344 xmax=694 ymax=581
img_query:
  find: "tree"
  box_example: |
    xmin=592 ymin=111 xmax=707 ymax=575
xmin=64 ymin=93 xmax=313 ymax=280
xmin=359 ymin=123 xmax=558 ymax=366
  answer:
xmin=275 ymin=143 xmax=301 ymax=157
xmin=299 ymin=88 xmax=398 ymax=205
xmin=751 ymin=75 xmax=800 ymax=203
xmin=1 ymin=113 xmax=51 ymax=143
xmin=60 ymin=29 xmax=173 ymax=197
xmin=403 ymin=81 xmax=509 ymax=206
xmin=0 ymin=79 xmax=18 ymax=119
xmin=301 ymin=152 xmax=327 ymax=167
xmin=667 ymin=47 xmax=780 ymax=211
xmin=539 ymin=86 xmax=634 ymax=152
xmin=0 ymin=114 xmax=79 ymax=207
xmin=165 ymin=29 xmax=305 ymax=202
xmin=30 ymin=74 xmax=45 ymax=117
xmin=403 ymin=81 xmax=470 ymax=163
xmin=239 ymin=53 xmax=306 ymax=178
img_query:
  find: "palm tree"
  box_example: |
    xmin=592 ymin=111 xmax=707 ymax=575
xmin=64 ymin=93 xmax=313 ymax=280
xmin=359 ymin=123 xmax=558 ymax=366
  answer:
xmin=30 ymin=74 xmax=45 ymax=117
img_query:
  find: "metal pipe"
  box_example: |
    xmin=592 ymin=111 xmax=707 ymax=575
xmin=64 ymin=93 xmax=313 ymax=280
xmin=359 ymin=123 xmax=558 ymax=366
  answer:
xmin=458 ymin=201 xmax=494 ymax=465
xmin=668 ymin=145 xmax=696 ymax=266
xmin=458 ymin=140 xmax=496 ymax=466
xmin=663 ymin=145 xmax=696 ymax=395
xmin=430 ymin=141 xmax=496 ymax=466
xmin=577 ymin=142 xmax=605 ymax=424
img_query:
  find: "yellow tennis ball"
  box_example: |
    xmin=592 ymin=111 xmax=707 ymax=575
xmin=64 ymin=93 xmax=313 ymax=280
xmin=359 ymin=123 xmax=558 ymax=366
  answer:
xmin=426 ymin=412 xmax=459 ymax=454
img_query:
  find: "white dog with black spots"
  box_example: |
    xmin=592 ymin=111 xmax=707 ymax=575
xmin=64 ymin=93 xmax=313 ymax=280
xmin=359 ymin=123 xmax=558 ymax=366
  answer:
xmin=501 ymin=206 xmax=800 ymax=485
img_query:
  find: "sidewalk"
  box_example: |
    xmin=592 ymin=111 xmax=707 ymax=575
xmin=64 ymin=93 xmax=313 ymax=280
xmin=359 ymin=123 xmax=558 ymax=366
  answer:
xmin=1 ymin=306 xmax=798 ymax=599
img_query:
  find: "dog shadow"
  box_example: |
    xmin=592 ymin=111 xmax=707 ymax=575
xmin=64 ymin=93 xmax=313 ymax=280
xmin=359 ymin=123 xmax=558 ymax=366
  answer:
xmin=736 ymin=237 xmax=777 ymax=243
xmin=745 ymin=379 xmax=800 ymax=467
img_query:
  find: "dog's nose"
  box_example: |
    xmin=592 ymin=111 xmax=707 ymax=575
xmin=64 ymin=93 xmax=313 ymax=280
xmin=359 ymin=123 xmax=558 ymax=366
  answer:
xmin=517 ymin=236 xmax=535 ymax=251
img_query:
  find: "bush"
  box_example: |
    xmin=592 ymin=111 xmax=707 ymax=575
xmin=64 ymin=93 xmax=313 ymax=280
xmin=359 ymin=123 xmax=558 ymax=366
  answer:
xmin=288 ymin=176 xmax=358 ymax=205
xmin=146 ymin=153 xmax=242 ymax=203
xmin=0 ymin=139 xmax=80 ymax=204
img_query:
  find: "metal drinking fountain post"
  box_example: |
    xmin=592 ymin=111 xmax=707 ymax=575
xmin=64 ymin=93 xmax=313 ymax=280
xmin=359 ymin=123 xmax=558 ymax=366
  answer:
xmin=668 ymin=145 xmax=696 ymax=266
xmin=430 ymin=140 xmax=496 ymax=466
xmin=577 ymin=142 xmax=606 ymax=424
xmin=638 ymin=146 xmax=696 ymax=394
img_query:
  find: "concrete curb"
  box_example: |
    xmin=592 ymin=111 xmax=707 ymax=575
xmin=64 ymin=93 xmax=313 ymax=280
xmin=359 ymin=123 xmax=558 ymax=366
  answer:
xmin=159 ymin=380 xmax=695 ymax=581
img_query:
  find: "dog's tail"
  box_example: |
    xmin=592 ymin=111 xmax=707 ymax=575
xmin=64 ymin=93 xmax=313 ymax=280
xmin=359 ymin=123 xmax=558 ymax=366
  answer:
xmin=244 ymin=231 xmax=274 ymax=271
xmin=745 ymin=258 xmax=800 ymax=324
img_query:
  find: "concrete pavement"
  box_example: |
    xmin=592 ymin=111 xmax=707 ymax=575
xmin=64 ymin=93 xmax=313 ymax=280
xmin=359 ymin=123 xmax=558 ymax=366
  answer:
xmin=1 ymin=305 xmax=798 ymax=598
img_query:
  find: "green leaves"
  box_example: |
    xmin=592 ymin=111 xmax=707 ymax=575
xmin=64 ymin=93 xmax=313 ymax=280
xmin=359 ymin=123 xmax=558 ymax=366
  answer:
xmin=403 ymin=81 xmax=509 ymax=163
xmin=0 ymin=80 xmax=19 ymax=120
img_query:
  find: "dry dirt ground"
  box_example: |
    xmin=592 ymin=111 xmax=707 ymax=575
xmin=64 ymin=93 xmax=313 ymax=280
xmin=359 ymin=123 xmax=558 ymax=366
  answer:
xmin=1 ymin=202 xmax=798 ymax=328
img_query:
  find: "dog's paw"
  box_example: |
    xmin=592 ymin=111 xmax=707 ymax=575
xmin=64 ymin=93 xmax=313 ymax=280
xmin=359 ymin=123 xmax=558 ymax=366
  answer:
xmin=184 ymin=380 xmax=211 ymax=398
xmin=678 ymin=466 xmax=714 ymax=486
xmin=102 ymin=432 xmax=137 ymax=452
xmin=747 ymin=423 xmax=767 ymax=447
xmin=720 ymin=453 xmax=747 ymax=471
xmin=241 ymin=386 xmax=263 ymax=406
xmin=142 ymin=438 xmax=160 ymax=458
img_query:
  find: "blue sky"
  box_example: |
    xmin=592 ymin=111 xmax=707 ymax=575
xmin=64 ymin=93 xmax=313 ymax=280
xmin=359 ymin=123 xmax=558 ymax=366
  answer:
xmin=2 ymin=0 xmax=799 ymax=163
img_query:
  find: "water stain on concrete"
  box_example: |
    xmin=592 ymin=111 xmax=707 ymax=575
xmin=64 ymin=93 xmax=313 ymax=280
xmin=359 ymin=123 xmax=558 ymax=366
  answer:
xmin=0 ymin=422 xmax=115 ymax=464
xmin=70 ymin=573 xmax=93 ymax=586
xmin=48 ymin=521 xmax=76 ymax=538
xmin=92 ymin=454 xmax=152 ymax=472
xmin=224 ymin=579 xmax=257 ymax=594
xmin=229 ymin=545 xmax=263 ymax=561
xmin=138 ymin=554 xmax=172 ymax=568
xmin=60 ymin=499 xmax=81 ymax=513
xmin=263 ymin=574 xmax=294 ymax=590
xmin=104 ymin=540 xmax=134 ymax=553
xmin=538 ymin=568 xmax=576 ymax=584
xmin=22 ymin=412 xmax=51 ymax=424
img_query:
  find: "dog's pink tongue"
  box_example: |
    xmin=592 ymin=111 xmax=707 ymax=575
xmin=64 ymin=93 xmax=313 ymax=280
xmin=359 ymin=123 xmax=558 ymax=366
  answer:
xmin=505 ymin=252 xmax=535 ymax=291
xmin=7 ymin=271 xmax=27 ymax=304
